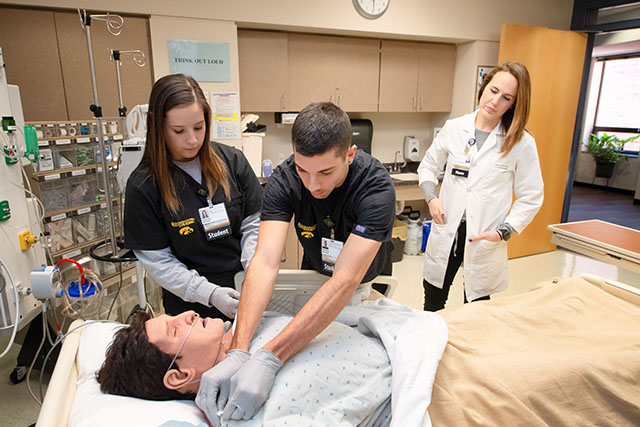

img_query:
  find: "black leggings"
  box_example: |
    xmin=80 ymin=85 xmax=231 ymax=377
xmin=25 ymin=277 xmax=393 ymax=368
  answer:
xmin=423 ymin=220 xmax=490 ymax=312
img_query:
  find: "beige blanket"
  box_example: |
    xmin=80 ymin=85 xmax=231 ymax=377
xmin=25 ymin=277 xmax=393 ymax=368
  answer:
xmin=429 ymin=276 xmax=640 ymax=426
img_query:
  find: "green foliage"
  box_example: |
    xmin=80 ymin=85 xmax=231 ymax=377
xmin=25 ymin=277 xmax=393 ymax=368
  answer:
xmin=583 ymin=133 xmax=639 ymax=164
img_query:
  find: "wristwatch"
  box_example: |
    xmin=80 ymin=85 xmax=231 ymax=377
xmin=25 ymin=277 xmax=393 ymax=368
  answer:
xmin=496 ymin=226 xmax=512 ymax=241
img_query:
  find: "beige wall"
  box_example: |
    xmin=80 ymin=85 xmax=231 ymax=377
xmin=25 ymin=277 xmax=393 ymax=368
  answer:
xmin=7 ymin=0 xmax=574 ymax=43
xmin=149 ymin=15 xmax=241 ymax=148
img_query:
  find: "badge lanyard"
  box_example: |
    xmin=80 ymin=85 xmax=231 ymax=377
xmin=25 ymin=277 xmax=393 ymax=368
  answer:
xmin=464 ymin=137 xmax=476 ymax=154
xmin=323 ymin=216 xmax=336 ymax=240
xmin=321 ymin=216 xmax=343 ymax=272
xmin=197 ymin=188 xmax=232 ymax=241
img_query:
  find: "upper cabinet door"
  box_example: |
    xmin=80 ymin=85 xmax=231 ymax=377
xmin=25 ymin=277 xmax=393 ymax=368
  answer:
xmin=417 ymin=43 xmax=455 ymax=112
xmin=287 ymin=33 xmax=337 ymax=111
xmin=238 ymin=30 xmax=288 ymax=112
xmin=335 ymin=37 xmax=380 ymax=112
xmin=378 ymin=40 xmax=420 ymax=112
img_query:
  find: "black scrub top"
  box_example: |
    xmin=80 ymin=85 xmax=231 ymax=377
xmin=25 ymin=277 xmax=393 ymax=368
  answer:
xmin=124 ymin=142 xmax=263 ymax=289
xmin=261 ymin=150 xmax=395 ymax=283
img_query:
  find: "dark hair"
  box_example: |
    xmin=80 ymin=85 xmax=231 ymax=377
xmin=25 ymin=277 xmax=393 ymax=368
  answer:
xmin=477 ymin=62 xmax=531 ymax=156
xmin=143 ymin=73 xmax=230 ymax=215
xmin=291 ymin=102 xmax=352 ymax=157
xmin=97 ymin=311 xmax=196 ymax=401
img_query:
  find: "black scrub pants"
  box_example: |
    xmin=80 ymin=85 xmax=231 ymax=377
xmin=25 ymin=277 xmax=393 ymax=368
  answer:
xmin=423 ymin=219 xmax=490 ymax=312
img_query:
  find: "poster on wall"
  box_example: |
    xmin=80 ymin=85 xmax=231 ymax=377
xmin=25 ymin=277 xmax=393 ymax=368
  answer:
xmin=474 ymin=65 xmax=495 ymax=110
xmin=210 ymin=92 xmax=241 ymax=139
xmin=168 ymin=40 xmax=230 ymax=82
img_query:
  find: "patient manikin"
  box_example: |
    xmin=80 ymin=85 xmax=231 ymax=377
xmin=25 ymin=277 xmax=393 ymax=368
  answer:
xmin=97 ymin=310 xmax=392 ymax=426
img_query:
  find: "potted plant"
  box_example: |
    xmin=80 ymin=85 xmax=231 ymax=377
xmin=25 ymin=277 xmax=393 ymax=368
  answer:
xmin=583 ymin=133 xmax=639 ymax=178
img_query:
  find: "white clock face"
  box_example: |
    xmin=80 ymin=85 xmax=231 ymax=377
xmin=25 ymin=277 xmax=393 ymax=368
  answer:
xmin=353 ymin=0 xmax=390 ymax=19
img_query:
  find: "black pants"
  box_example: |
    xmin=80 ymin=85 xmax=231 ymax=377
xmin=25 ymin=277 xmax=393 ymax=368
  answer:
xmin=423 ymin=219 xmax=490 ymax=312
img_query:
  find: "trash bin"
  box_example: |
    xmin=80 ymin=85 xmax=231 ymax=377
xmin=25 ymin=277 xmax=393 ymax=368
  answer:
xmin=391 ymin=219 xmax=408 ymax=262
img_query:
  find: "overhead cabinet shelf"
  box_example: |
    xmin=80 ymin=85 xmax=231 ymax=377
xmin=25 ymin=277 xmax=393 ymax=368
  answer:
xmin=238 ymin=30 xmax=455 ymax=113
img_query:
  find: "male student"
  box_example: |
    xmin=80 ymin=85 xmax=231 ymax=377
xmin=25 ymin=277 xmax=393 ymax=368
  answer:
xmin=195 ymin=102 xmax=396 ymax=423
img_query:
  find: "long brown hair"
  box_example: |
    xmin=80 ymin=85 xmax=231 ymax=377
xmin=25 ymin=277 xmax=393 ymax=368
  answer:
xmin=477 ymin=62 xmax=531 ymax=156
xmin=143 ymin=74 xmax=229 ymax=215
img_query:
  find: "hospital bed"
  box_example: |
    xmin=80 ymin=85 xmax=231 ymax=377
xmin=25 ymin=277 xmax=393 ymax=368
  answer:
xmin=36 ymin=272 xmax=640 ymax=426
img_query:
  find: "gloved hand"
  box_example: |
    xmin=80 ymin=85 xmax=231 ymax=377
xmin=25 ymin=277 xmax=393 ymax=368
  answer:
xmin=222 ymin=349 xmax=283 ymax=420
xmin=209 ymin=285 xmax=240 ymax=318
xmin=195 ymin=349 xmax=250 ymax=426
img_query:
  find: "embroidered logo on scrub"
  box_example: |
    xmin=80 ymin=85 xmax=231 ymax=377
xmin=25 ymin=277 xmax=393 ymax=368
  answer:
xmin=172 ymin=218 xmax=196 ymax=237
xmin=355 ymin=224 xmax=366 ymax=233
xmin=297 ymin=222 xmax=316 ymax=238
xmin=179 ymin=227 xmax=194 ymax=235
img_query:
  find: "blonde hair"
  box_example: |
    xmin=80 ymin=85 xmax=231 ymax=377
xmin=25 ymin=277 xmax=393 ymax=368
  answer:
xmin=143 ymin=74 xmax=229 ymax=215
xmin=477 ymin=62 xmax=531 ymax=156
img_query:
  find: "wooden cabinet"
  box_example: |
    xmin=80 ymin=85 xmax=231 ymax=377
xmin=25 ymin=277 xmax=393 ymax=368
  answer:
xmin=238 ymin=31 xmax=455 ymax=113
xmin=334 ymin=37 xmax=380 ymax=112
xmin=379 ymin=40 xmax=455 ymax=112
xmin=287 ymin=34 xmax=337 ymax=111
xmin=238 ymin=30 xmax=380 ymax=112
xmin=238 ymin=30 xmax=288 ymax=112
xmin=287 ymin=34 xmax=380 ymax=112
xmin=0 ymin=6 xmax=153 ymax=121
xmin=378 ymin=40 xmax=421 ymax=112
xmin=417 ymin=43 xmax=456 ymax=112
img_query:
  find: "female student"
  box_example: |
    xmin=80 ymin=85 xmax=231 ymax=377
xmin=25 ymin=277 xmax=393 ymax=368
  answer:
xmin=124 ymin=74 xmax=263 ymax=321
xmin=418 ymin=62 xmax=543 ymax=311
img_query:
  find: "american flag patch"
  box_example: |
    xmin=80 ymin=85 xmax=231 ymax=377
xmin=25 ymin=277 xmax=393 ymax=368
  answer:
xmin=355 ymin=225 xmax=366 ymax=233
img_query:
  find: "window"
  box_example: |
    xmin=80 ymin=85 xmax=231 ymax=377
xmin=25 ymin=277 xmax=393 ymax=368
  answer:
xmin=593 ymin=56 xmax=640 ymax=153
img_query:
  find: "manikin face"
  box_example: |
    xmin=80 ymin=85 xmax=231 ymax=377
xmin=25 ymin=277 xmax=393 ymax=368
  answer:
xmin=477 ymin=71 xmax=518 ymax=125
xmin=164 ymin=102 xmax=206 ymax=161
xmin=146 ymin=311 xmax=227 ymax=391
xmin=293 ymin=145 xmax=357 ymax=199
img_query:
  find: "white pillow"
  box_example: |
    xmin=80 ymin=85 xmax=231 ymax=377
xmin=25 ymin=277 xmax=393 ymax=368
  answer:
xmin=71 ymin=321 xmax=208 ymax=427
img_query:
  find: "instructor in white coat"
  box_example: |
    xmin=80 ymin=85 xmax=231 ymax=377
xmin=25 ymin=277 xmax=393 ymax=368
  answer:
xmin=418 ymin=62 xmax=543 ymax=311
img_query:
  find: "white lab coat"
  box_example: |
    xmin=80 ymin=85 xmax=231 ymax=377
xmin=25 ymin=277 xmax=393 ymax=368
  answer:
xmin=418 ymin=111 xmax=543 ymax=301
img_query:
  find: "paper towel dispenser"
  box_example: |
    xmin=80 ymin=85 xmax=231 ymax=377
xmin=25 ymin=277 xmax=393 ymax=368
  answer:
xmin=350 ymin=119 xmax=373 ymax=154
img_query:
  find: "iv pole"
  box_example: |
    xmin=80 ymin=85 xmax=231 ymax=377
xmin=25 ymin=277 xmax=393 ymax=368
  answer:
xmin=108 ymin=48 xmax=148 ymax=310
xmin=78 ymin=10 xmax=122 ymax=258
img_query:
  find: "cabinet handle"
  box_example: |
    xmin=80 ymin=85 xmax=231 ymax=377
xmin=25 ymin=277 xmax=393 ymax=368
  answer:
xmin=329 ymin=95 xmax=333 ymax=103
xmin=420 ymin=96 xmax=424 ymax=111
xmin=413 ymin=96 xmax=417 ymax=111
xmin=281 ymin=247 xmax=286 ymax=263
xmin=337 ymin=95 xmax=341 ymax=106
xmin=281 ymin=94 xmax=285 ymax=111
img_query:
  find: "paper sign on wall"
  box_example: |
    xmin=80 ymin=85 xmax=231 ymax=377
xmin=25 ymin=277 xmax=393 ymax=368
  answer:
xmin=211 ymin=92 xmax=241 ymax=139
xmin=168 ymin=40 xmax=230 ymax=82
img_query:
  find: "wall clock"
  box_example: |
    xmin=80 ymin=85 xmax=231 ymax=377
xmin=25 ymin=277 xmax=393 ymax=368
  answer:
xmin=353 ymin=0 xmax=390 ymax=19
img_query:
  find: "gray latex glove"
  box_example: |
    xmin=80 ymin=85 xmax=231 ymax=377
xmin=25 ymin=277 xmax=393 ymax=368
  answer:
xmin=209 ymin=285 xmax=240 ymax=318
xmin=195 ymin=349 xmax=250 ymax=426
xmin=222 ymin=349 xmax=283 ymax=420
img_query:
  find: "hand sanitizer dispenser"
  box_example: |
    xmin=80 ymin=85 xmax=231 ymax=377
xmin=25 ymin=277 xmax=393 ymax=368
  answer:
xmin=403 ymin=136 xmax=420 ymax=161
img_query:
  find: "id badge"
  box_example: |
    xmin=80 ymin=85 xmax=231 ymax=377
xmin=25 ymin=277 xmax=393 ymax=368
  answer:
xmin=451 ymin=158 xmax=471 ymax=178
xmin=199 ymin=203 xmax=232 ymax=241
xmin=321 ymin=237 xmax=343 ymax=273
